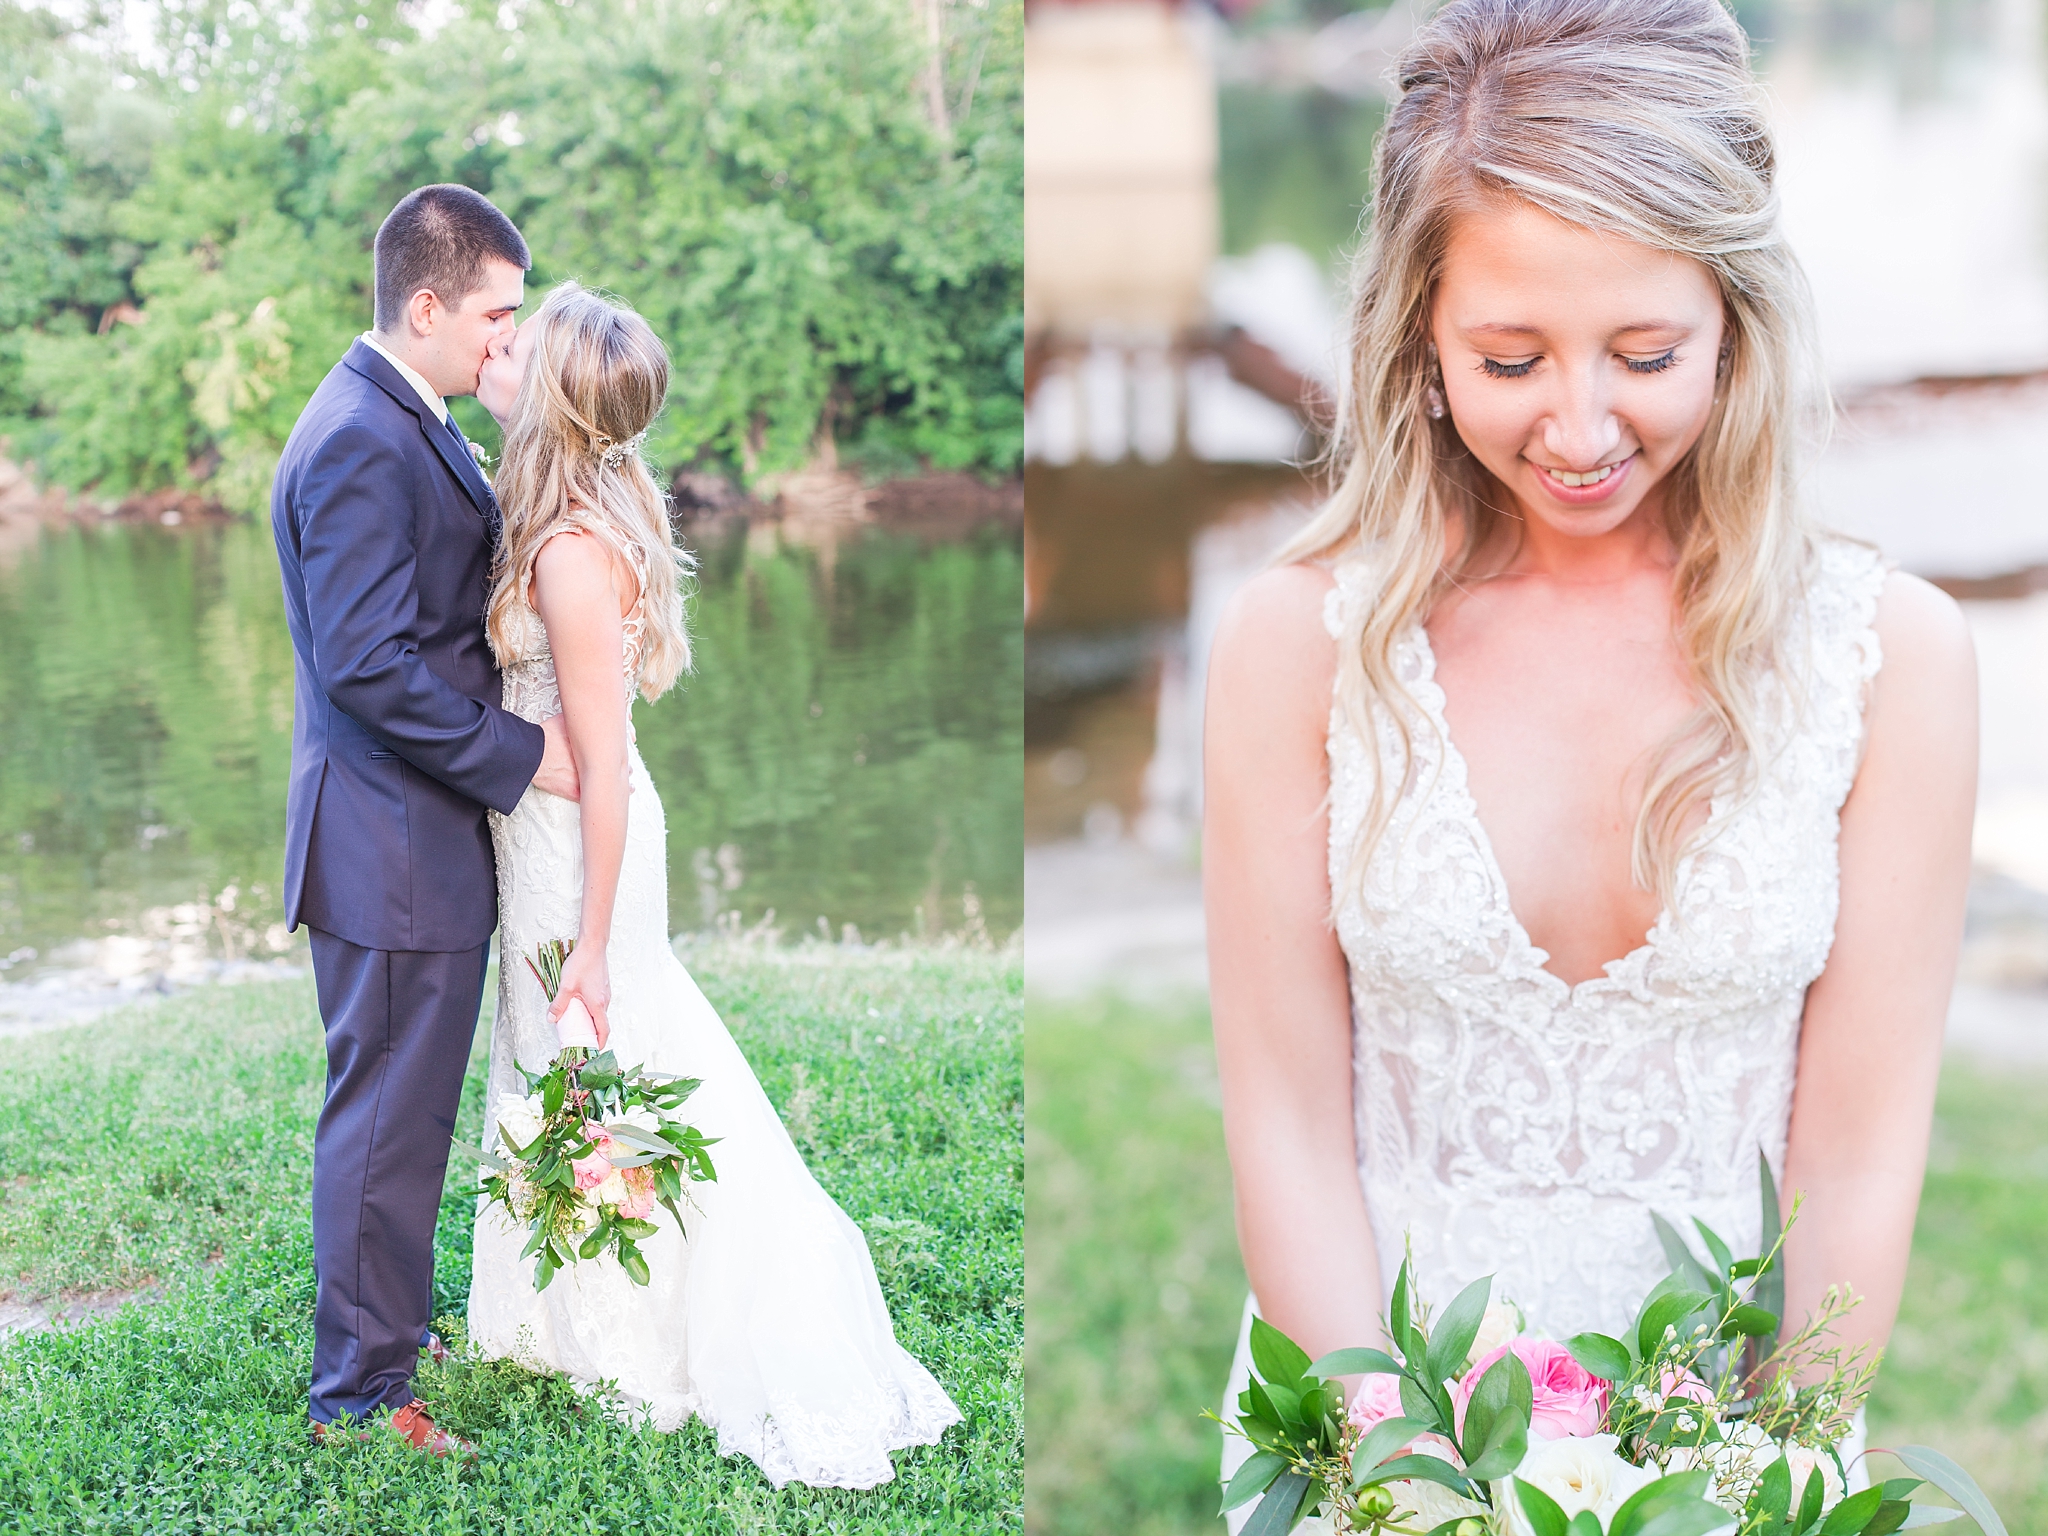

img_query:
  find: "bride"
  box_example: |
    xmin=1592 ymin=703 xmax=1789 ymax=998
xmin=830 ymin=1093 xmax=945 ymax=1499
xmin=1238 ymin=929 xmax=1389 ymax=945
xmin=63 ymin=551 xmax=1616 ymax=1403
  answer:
xmin=463 ymin=281 xmax=960 ymax=1488
xmin=1205 ymin=0 xmax=1975 ymax=1512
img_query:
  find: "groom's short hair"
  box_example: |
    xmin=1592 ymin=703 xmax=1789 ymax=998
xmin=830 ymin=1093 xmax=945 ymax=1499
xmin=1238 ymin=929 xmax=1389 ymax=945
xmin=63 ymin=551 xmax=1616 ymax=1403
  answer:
xmin=373 ymin=184 xmax=531 ymax=332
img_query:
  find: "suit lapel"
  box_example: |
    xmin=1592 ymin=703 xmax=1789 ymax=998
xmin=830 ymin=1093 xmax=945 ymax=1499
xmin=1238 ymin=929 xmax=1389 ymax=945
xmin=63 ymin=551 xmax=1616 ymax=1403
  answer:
xmin=342 ymin=340 xmax=496 ymax=522
xmin=425 ymin=412 xmax=497 ymax=520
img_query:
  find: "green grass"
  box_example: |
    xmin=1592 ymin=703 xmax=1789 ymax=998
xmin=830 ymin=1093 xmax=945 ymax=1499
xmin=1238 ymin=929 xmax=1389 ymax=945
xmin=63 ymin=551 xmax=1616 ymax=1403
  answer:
xmin=1024 ymin=995 xmax=1246 ymax=1536
xmin=0 ymin=939 xmax=1021 ymax=1534
xmin=1024 ymin=993 xmax=2048 ymax=1536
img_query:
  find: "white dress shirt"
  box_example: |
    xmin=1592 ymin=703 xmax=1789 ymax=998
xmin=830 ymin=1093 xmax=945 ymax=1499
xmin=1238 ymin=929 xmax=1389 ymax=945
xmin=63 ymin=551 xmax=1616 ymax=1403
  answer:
xmin=359 ymin=331 xmax=450 ymax=426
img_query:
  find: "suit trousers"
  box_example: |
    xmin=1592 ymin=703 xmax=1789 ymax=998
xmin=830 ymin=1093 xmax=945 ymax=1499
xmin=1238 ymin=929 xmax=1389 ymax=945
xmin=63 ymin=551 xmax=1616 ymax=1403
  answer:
xmin=306 ymin=927 xmax=488 ymax=1423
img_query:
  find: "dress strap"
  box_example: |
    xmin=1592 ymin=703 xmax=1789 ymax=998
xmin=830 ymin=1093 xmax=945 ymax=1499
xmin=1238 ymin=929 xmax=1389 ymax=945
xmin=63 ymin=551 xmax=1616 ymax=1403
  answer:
xmin=1796 ymin=537 xmax=1889 ymax=796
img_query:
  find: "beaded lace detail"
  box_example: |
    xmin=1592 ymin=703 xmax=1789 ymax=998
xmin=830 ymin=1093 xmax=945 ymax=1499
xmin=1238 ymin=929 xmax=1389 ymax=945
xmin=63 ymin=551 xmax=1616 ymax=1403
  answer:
xmin=468 ymin=516 xmax=962 ymax=1487
xmin=1322 ymin=539 xmax=1886 ymax=1339
xmin=498 ymin=516 xmax=650 ymax=719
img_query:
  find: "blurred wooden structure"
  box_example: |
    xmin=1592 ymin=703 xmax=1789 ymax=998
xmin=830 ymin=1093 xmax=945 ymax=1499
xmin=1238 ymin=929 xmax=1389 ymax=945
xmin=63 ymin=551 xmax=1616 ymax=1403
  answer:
xmin=1023 ymin=1 xmax=1219 ymax=349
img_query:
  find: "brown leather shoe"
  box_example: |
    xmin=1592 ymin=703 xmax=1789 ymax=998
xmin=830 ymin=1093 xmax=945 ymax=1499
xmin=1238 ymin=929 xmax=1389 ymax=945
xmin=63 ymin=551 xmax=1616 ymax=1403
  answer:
xmin=309 ymin=1400 xmax=474 ymax=1461
xmin=388 ymin=1400 xmax=474 ymax=1460
xmin=422 ymin=1331 xmax=450 ymax=1366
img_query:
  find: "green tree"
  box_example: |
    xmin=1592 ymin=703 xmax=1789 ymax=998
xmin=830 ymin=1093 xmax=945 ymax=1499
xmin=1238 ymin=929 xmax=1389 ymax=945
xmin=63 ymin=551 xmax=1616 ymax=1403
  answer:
xmin=0 ymin=0 xmax=1021 ymax=511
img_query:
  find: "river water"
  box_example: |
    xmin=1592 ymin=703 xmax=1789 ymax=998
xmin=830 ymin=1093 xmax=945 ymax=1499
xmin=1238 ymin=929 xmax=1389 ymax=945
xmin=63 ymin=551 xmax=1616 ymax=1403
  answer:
xmin=0 ymin=511 xmax=1021 ymax=1012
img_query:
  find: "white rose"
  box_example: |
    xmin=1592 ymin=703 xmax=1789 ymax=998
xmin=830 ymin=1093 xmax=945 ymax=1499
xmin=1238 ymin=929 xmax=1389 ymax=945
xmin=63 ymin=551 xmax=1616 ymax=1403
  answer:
xmin=594 ymin=1169 xmax=629 ymax=1207
xmin=571 ymin=1195 xmax=602 ymax=1232
xmin=498 ymin=1095 xmax=545 ymax=1152
xmin=1466 ymin=1297 xmax=1525 ymax=1370
xmin=1503 ymin=1435 xmax=1661 ymax=1533
xmin=1396 ymin=1477 xmax=1489 ymax=1528
xmin=1781 ymin=1445 xmax=1846 ymax=1513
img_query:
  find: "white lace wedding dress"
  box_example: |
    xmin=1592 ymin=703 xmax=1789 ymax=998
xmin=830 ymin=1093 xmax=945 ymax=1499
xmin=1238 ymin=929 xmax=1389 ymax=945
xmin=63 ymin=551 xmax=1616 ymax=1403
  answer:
xmin=467 ymin=521 xmax=961 ymax=1489
xmin=1221 ymin=538 xmax=1888 ymax=1516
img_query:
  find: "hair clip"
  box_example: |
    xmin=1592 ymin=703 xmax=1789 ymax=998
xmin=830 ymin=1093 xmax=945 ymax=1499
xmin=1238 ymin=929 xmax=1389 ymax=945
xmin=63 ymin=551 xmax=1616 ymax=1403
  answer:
xmin=597 ymin=429 xmax=647 ymax=468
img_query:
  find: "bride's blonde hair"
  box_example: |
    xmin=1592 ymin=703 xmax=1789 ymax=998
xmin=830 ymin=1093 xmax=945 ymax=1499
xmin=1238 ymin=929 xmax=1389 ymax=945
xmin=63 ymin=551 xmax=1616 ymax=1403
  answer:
xmin=488 ymin=281 xmax=693 ymax=701
xmin=1281 ymin=0 xmax=1827 ymax=905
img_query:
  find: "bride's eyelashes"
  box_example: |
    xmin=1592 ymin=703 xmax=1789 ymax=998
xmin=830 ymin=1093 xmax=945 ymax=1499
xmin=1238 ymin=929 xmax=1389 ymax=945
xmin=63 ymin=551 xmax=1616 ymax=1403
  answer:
xmin=1475 ymin=349 xmax=1683 ymax=379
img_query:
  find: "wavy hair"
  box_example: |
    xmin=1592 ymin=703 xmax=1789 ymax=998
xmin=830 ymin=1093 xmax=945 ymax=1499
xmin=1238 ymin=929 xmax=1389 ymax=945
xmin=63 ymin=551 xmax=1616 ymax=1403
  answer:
xmin=487 ymin=281 xmax=693 ymax=701
xmin=1279 ymin=0 xmax=1828 ymax=906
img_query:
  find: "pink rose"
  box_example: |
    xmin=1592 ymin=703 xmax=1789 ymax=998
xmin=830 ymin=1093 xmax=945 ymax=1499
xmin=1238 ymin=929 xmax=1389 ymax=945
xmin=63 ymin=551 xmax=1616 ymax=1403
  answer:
xmin=572 ymin=1149 xmax=614 ymax=1190
xmin=1659 ymin=1367 xmax=1714 ymax=1406
xmin=1457 ymin=1338 xmax=1609 ymax=1440
xmin=616 ymin=1165 xmax=657 ymax=1220
xmin=1347 ymin=1372 xmax=1408 ymax=1433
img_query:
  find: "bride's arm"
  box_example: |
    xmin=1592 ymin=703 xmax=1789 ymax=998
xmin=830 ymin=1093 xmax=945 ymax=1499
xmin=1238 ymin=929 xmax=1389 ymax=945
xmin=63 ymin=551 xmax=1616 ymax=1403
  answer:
xmin=1205 ymin=563 xmax=1389 ymax=1374
xmin=532 ymin=531 xmax=638 ymax=1049
xmin=1783 ymin=571 xmax=1976 ymax=1364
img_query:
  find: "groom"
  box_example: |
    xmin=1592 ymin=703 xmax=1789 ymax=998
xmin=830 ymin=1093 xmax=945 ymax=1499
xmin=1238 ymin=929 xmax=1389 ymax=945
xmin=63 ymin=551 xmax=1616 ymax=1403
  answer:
xmin=271 ymin=183 xmax=576 ymax=1452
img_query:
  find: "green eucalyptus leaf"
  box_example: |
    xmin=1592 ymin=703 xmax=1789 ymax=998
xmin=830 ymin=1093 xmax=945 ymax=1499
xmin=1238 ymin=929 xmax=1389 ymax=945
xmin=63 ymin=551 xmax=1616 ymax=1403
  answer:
xmin=1796 ymin=1467 xmax=1827 ymax=1533
xmin=1651 ymin=1211 xmax=1717 ymax=1292
xmin=1390 ymin=1263 xmax=1413 ymax=1358
xmin=1726 ymin=1304 xmax=1780 ymax=1337
xmin=1817 ymin=1488 xmax=1886 ymax=1536
xmin=1220 ymin=1450 xmax=1286 ymax=1513
xmin=1564 ymin=1331 xmax=1633 ymax=1381
xmin=1249 ymin=1317 xmax=1314 ymax=1390
xmin=1751 ymin=1455 xmax=1793 ymax=1523
xmin=1460 ymin=1400 xmax=1529 ymax=1481
xmin=1398 ymin=1373 xmax=1439 ymax=1428
xmin=1637 ymin=1289 xmax=1714 ymax=1361
xmin=1308 ymin=1346 xmax=1404 ymax=1378
xmin=1610 ymin=1470 xmax=1713 ymax=1536
xmin=1631 ymin=1502 xmax=1741 ymax=1536
xmin=1887 ymin=1448 xmax=2009 ymax=1536
xmin=1756 ymin=1150 xmax=1786 ymax=1324
xmin=1459 ymin=1347 xmax=1525 ymax=1468
xmin=618 ymin=1242 xmax=651 ymax=1287
xmin=1896 ymin=1511 xmax=1966 ymax=1528
xmin=1425 ymin=1274 xmax=1496 ymax=1389
xmin=1515 ymin=1479 xmax=1571 ymax=1536
xmin=1691 ymin=1219 xmax=1735 ymax=1279
xmin=1353 ymin=1452 xmax=1472 ymax=1496
xmin=1241 ymin=1470 xmax=1310 ymax=1536
xmin=1263 ymin=1381 xmax=1304 ymax=1430
xmin=1351 ymin=1417 xmax=1430 ymax=1477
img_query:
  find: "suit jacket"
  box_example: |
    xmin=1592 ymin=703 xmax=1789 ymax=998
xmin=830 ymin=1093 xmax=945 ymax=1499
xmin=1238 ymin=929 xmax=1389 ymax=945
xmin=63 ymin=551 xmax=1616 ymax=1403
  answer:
xmin=272 ymin=338 xmax=543 ymax=952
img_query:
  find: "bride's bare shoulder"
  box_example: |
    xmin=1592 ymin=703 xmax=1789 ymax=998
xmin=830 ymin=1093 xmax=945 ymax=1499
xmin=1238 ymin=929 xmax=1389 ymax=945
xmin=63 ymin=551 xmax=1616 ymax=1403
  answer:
xmin=1208 ymin=561 xmax=1340 ymax=725
xmin=1212 ymin=562 xmax=1339 ymax=670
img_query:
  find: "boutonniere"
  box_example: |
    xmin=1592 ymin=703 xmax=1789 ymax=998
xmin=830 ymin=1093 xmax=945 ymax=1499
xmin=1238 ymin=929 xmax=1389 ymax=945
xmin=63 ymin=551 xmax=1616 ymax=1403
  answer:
xmin=468 ymin=439 xmax=495 ymax=482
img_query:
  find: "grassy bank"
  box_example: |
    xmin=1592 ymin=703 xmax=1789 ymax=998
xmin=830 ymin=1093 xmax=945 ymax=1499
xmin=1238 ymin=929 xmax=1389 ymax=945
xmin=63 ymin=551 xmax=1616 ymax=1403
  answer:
xmin=0 ymin=940 xmax=1021 ymax=1534
xmin=1023 ymin=993 xmax=2046 ymax=1535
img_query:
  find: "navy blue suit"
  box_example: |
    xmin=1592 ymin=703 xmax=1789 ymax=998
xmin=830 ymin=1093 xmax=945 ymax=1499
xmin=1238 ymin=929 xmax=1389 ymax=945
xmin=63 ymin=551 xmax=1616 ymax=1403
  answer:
xmin=272 ymin=338 xmax=543 ymax=1424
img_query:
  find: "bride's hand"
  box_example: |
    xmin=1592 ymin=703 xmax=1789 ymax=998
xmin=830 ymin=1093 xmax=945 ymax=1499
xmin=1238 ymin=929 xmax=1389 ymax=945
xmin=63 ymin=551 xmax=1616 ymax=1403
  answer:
xmin=552 ymin=943 xmax=612 ymax=1050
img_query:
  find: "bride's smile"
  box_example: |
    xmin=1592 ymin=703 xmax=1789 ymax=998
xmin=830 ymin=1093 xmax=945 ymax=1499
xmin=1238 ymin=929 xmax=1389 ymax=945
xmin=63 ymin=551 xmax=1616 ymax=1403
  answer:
xmin=1432 ymin=199 xmax=1724 ymax=551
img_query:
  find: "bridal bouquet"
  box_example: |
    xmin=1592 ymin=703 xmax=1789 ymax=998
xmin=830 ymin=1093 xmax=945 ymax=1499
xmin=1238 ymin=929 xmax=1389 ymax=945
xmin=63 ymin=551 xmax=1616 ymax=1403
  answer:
xmin=1222 ymin=1158 xmax=2005 ymax=1536
xmin=457 ymin=939 xmax=719 ymax=1291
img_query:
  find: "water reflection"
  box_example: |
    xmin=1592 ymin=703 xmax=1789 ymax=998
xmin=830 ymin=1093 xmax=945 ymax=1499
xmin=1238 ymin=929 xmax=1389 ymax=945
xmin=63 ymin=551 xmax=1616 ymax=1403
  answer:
xmin=0 ymin=514 xmax=1021 ymax=998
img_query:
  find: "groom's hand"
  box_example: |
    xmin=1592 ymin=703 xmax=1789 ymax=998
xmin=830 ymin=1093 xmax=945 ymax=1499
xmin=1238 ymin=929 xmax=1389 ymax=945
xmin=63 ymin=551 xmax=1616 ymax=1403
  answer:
xmin=532 ymin=713 xmax=581 ymax=801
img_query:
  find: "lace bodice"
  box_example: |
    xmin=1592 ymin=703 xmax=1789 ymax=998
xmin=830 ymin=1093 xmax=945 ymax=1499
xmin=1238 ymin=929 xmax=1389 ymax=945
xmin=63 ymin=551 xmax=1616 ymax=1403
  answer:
xmin=499 ymin=517 xmax=650 ymax=724
xmin=1325 ymin=539 xmax=1887 ymax=1340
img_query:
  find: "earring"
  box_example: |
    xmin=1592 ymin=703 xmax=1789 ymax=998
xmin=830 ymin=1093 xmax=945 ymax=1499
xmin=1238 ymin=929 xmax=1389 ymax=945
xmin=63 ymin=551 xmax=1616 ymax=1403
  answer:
xmin=1424 ymin=384 xmax=1447 ymax=420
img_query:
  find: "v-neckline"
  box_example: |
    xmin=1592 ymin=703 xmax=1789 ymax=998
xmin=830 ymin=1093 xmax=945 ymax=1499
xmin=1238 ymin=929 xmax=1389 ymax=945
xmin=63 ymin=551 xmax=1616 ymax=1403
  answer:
xmin=1407 ymin=622 xmax=1680 ymax=1002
